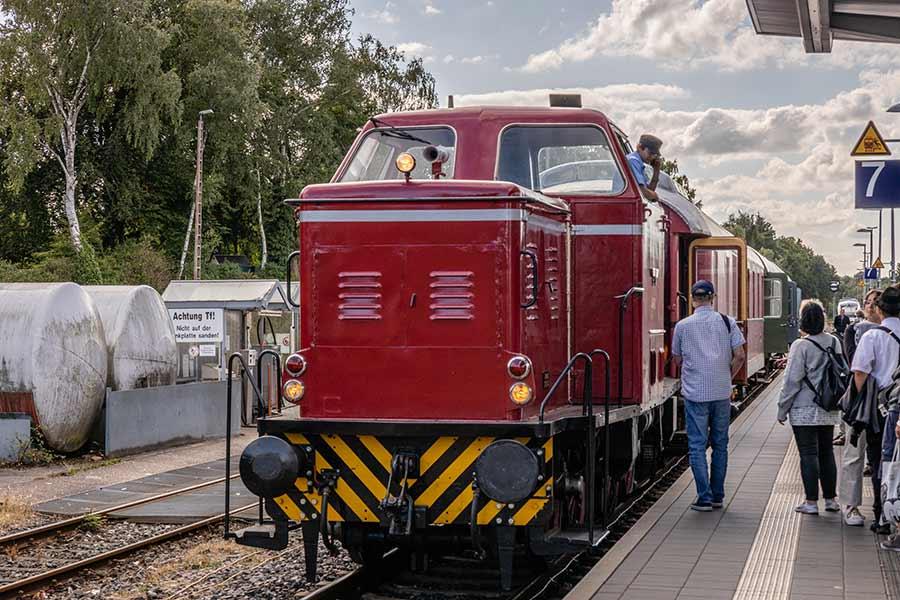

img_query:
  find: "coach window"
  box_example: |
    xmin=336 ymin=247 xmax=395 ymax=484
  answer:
xmin=496 ymin=125 xmax=626 ymax=195
xmin=765 ymin=279 xmax=783 ymax=318
xmin=339 ymin=126 xmax=456 ymax=182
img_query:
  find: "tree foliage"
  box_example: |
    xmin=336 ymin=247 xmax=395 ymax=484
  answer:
xmin=0 ymin=0 xmax=437 ymax=285
xmin=723 ymin=211 xmax=839 ymax=310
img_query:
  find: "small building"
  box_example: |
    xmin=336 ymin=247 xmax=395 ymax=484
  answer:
xmin=162 ymin=279 xmax=295 ymax=383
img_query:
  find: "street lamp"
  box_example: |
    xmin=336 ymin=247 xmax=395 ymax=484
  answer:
xmin=193 ymin=109 xmax=214 ymax=280
xmin=858 ymin=226 xmax=876 ymax=268
xmin=855 ymin=242 xmax=868 ymax=294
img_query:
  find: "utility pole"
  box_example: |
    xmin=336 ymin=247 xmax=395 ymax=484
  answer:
xmin=193 ymin=109 xmax=214 ymax=280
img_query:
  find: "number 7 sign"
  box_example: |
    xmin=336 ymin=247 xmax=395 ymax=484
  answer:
xmin=856 ymin=160 xmax=900 ymax=209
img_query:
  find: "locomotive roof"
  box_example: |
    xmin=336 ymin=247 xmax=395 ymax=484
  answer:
xmin=292 ymin=179 xmax=570 ymax=214
xmin=368 ymin=106 xmax=613 ymax=128
xmin=655 ymin=175 xmax=731 ymax=237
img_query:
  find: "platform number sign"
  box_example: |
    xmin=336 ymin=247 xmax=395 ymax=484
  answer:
xmin=855 ymin=160 xmax=900 ymax=209
xmin=830 ymin=282 xmax=840 ymax=293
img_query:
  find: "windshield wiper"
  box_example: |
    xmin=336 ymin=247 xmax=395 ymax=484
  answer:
xmin=369 ymin=117 xmax=434 ymax=145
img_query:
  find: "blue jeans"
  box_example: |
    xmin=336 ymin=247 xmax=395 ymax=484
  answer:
xmin=883 ymin=409 xmax=899 ymax=464
xmin=685 ymin=398 xmax=730 ymax=504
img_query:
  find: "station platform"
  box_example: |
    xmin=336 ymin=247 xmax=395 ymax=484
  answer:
xmin=567 ymin=374 xmax=898 ymax=600
xmin=36 ymin=457 xmax=258 ymax=523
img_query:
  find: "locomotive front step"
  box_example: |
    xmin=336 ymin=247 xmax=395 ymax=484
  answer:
xmin=232 ymin=521 xmax=289 ymax=550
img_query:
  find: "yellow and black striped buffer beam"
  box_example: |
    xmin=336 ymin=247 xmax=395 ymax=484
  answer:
xmin=269 ymin=433 xmax=554 ymax=527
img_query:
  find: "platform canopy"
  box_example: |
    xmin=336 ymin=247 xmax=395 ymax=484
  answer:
xmin=746 ymin=0 xmax=900 ymax=52
xmin=162 ymin=279 xmax=289 ymax=310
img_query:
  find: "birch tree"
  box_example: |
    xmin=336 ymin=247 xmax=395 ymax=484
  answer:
xmin=0 ymin=0 xmax=180 ymax=252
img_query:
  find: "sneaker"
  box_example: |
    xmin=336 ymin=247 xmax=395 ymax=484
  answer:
xmin=795 ymin=502 xmax=819 ymax=514
xmin=691 ymin=501 xmax=713 ymax=512
xmin=881 ymin=535 xmax=900 ymax=551
xmin=844 ymin=507 xmax=865 ymax=526
xmin=824 ymin=499 xmax=840 ymax=512
xmin=864 ymin=465 xmax=873 ymax=477
xmin=711 ymin=499 xmax=724 ymax=509
xmin=872 ymin=521 xmax=891 ymax=535
xmin=834 ymin=434 xmax=846 ymax=446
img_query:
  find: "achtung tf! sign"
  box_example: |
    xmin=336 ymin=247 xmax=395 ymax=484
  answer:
xmin=168 ymin=309 xmax=224 ymax=343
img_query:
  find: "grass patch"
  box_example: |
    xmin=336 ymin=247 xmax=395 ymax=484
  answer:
xmin=49 ymin=457 xmax=122 ymax=477
xmin=79 ymin=512 xmax=104 ymax=531
xmin=0 ymin=495 xmax=33 ymax=530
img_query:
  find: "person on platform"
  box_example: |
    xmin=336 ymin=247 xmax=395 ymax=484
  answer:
xmin=672 ymin=280 xmax=746 ymax=512
xmin=837 ymin=292 xmax=882 ymax=446
xmin=841 ymin=286 xmax=900 ymax=530
xmin=777 ymin=301 xmax=842 ymax=515
xmin=625 ymin=134 xmax=663 ymax=201
xmin=834 ymin=308 xmax=851 ymax=338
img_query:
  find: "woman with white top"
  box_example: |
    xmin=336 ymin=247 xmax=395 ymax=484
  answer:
xmin=777 ymin=301 xmax=843 ymax=514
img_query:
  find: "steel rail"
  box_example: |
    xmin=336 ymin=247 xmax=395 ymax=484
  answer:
xmin=0 ymin=502 xmax=258 ymax=596
xmin=0 ymin=472 xmax=240 ymax=547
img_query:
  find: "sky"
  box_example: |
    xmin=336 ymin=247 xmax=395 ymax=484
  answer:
xmin=349 ymin=0 xmax=900 ymax=275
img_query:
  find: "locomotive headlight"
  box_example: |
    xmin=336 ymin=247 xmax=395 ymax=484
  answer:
xmin=395 ymin=152 xmax=416 ymax=174
xmin=283 ymin=379 xmax=305 ymax=402
xmin=507 ymin=356 xmax=532 ymax=379
xmin=509 ymin=382 xmax=533 ymax=405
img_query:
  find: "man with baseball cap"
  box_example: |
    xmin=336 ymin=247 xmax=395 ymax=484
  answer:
xmin=625 ymin=134 xmax=663 ymax=201
xmin=672 ymin=280 xmax=746 ymax=511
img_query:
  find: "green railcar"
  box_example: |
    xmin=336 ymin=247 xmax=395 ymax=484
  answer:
xmin=753 ymin=249 xmax=795 ymax=357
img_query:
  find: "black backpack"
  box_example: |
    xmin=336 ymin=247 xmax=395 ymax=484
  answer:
xmin=802 ymin=336 xmax=850 ymax=412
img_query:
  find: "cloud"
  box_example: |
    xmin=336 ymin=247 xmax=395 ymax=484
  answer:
xmin=454 ymin=83 xmax=691 ymax=112
xmin=518 ymin=0 xmax=900 ymax=73
xmin=397 ymin=42 xmax=431 ymax=57
xmin=444 ymin=54 xmax=494 ymax=65
xmin=424 ymin=4 xmax=441 ymax=15
xmin=365 ymin=2 xmax=397 ymax=24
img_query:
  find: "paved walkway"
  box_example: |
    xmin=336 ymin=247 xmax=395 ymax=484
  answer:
xmin=567 ymin=374 xmax=894 ymax=600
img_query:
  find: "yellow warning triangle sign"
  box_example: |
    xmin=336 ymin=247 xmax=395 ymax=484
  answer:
xmin=852 ymin=121 xmax=891 ymax=156
xmin=873 ymin=257 xmax=885 ymax=269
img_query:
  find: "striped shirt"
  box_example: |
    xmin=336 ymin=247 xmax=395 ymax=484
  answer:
xmin=672 ymin=306 xmax=746 ymax=402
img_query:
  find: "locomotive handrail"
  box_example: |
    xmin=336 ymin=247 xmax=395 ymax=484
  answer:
xmin=615 ymin=286 xmax=644 ymax=405
xmin=538 ymin=352 xmax=592 ymax=424
xmin=590 ymin=349 xmax=612 ymax=530
xmin=538 ymin=352 xmax=596 ymax=545
xmin=255 ymin=349 xmax=282 ymax=417
xmin=520 ymin=250 xmax=539 ymax=309
xmin=224 ymin=352 xmax=267 ymax=539
xmin=285 ymin=250 xmax=300 ymax=308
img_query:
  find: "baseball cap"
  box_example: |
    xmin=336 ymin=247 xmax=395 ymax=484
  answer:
xmin=691 ymin=280 xmax=715 ymax=297
xmin=639 ymin=134 xmax=663 ymax=156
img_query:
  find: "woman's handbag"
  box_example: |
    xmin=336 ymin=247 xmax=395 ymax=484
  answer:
xmin=881 ymin=441 xmax=900 ymax=524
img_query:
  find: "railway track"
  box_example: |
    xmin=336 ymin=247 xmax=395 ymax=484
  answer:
xmin=0 ymin=472 xmax=256 ymax=596
xmin=301 ymin=371 xmax=778 ymax=600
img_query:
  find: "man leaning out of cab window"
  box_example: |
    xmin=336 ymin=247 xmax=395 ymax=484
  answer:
xmin=625 ymin=134 xmax=663 ymax=201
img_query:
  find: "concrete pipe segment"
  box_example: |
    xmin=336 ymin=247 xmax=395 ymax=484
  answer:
xmin=0 ymin=283 xmax=107 ymax=452
xmin=83 ymin=285 xmax=177 ymax=391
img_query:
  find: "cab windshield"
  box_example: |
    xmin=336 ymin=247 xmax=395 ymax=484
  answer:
xmin=339 ymin=126 xmax=456 ymax=182
xmin=496 ymin=125 xmax=625 ymax=195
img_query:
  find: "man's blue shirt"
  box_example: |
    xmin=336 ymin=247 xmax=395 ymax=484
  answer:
xmin=626 ymin=150 xmax=647 ymax=187
xmin=672 ymin=305 xmax=745 ymax=402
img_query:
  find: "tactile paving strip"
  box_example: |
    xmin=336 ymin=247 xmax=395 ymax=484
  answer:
xmin=733 ymin=437 xmax=803 ymax=600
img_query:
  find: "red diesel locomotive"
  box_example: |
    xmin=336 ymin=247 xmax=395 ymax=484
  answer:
xmin=230 ymin=101 xmax=783 ymax=589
